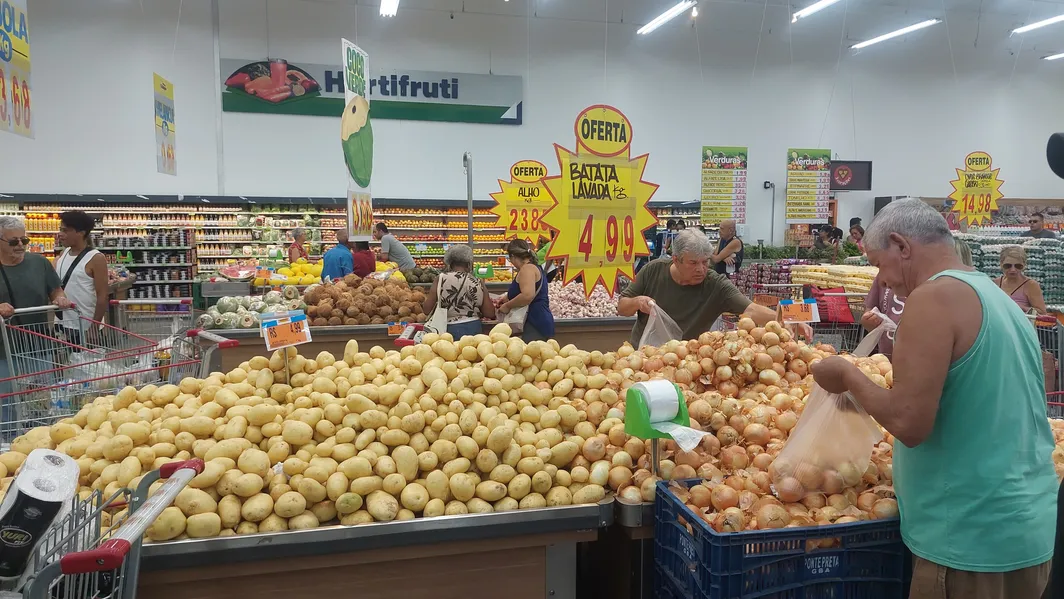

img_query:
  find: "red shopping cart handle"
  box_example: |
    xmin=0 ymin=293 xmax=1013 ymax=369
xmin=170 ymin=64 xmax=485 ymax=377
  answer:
xmin=60 ymin=538 xmax=131 ymax=575
xmin=161 ymin=459 xmax=205 ymax=479
xmin=187 ymin=329 xmax=240 ymax=349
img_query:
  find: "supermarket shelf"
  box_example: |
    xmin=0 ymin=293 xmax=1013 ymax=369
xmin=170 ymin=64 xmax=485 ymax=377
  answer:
xmin=120 ymin=263 xmax=194 ymax=267
xmin=140 ymin=499 xmax=612 ymax=570
xmin=133 ymin=279 xmax=194 ymax=285
xmin=25 ymin=230 xmax=58 ymax=234
xmin=98 ymin=246 xmax=192 ymax=251
xmin=376 ymin=212 xmax=497 ymax=218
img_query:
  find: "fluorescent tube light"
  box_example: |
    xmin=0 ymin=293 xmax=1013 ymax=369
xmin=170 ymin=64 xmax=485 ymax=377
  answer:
xmin=637 ymin=1 xmax=696 ymax=35
xmin=1012 ymin=14 xmax=1064 ymax=34
xmin=792 ymin=0 xmax=842 ymax=23
xmin=380 ymin=0 xmax=399 ymax=17
xmin=851 ymin=19 xmax=940 ymax=49
xmin=1045 ymin=52 xmax=1064 ymax=61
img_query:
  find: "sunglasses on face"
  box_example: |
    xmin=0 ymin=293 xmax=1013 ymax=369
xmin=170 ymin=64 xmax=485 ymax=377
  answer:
xmin=3 ymin=237 xmax=29 ymax=247
xmin=1029 ymin=220 xmax=1040 ymax=225
xmin=1003 ymin=263 xmax=1024 ymax=270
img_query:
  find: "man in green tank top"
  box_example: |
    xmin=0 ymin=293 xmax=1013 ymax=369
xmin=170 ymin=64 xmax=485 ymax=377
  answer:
xmin=811 ymin=199 xmax=1056 ymax=599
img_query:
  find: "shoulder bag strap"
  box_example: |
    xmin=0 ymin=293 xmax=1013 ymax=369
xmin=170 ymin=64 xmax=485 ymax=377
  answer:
xmin=59 ymin=249 xmax=91 ymax=289
xmin=0 ymin=265 xmax=19 ymax=324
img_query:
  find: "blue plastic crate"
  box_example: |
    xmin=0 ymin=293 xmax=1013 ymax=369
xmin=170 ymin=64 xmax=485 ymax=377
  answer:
xmin=654 ymin=480 xmax=907 ymax=599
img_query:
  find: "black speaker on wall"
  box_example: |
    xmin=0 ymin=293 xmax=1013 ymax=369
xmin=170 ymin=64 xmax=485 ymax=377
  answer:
xmin=874 ymin=196 xmax=895 ymax=215
xmin=1049 ymin=133 xmax=1064 ymax=180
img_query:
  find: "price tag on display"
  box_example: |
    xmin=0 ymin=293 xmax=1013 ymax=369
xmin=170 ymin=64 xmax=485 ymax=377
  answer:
xmin=261 ymin=311 xmax=312 ymax=351
xmin=255 ymin=268 xmax=273 ymax=279
xmin=490 ymin=160 xmax=554 ymax=244
xmin=541 ymin=105 xmax=659 ymax=297
xmin=387 ymin=321 xmax=409 ymax=336
xmin=0 ymin=0 xmax=32 ymax=138
xmin=949 ymin=151 xmax=1003 ymax=226
xmin=778 ymin=299 xmax=820 ymax=324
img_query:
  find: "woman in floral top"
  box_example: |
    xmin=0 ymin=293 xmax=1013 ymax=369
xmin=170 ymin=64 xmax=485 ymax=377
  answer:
xmin=422 ymin=244 xmax=496 ymax=339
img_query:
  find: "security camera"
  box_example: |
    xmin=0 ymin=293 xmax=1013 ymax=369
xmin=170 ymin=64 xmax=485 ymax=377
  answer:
xmin=763 ymin=181 xmax=775 ymax=190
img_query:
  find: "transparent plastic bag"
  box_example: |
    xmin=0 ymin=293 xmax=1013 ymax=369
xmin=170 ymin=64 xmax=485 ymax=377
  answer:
xmin=639 ymin=302 xmax=683 ymax=348
xmin=768 ymin=317 xmax=895 ymax=499
xmin=852 ymin=308 xmax=897 ymax=357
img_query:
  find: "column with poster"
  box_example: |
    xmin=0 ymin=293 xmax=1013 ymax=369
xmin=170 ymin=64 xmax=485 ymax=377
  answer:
xmin=341 ymin=40 xmax=373 ymax=240
xmin=700 ymin=146 xmax=748 ymax=225
xmin=0 ymin=0 xmax=32 ymax=138
xmin=784 ymin=148 xmax=831 ymax=223
xmin=154 ymin=74 xmax=176 ymax=175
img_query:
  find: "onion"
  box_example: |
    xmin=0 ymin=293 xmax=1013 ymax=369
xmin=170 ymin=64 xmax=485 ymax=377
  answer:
xmin=767 ymin=428 xmax=786 ymax=441
xmin=738 ymin=317 xmax=756 ymax=331
xmin=700 ymin=434 xmax=721 ymax=455
xmin=774 ymin=477 xmax=804 ymax=502
xmin=821 ymin=469 xmax=844 ymax=494
xmin=838 ymin=462 xmax=863 ymax=487
xmin=750 ymin=327 xmax=766 ymax=343
xmin=728 ymin=414 xmax=749 ymax=432
xmin=609 ymin=466 xmax=634 ymax=490
xmin=715 ymin=365 xmax=734 ymax=381
xmin=640 ymin=476 xmax=659 ymax=501
xmin=775 ymin=410 xmax=798 ymax=432
xmin=800 ymin=493 xmax=826 ymax=509
xmin=718 ymin=381 xmax=739 ymax=397
xmin=835 ymin=516 xmax=859 ymax=524
xmin=689 ymin=484 xmax=713 ymax=508
xmin=624 ymin=438 xmax=646 ymax=460
xmin=582 ymin=437 xmax=606 ymax=461
xmin=662 ymin=352 xmax=679 ymax=367
xmin=814 ymin=506 xmax=840 ymax=524
xmin=752 ymin=452 xmax=774 ymax=471
xmin=794 ymin=463 xmax=824 ymax=491
xmin=714 ymin=349 xmax=731 ymax=366
xmin=698 ymin=463 xmax=724 ymax=482
xmin=856 ymin=492 xmax=879 ymax=512
xmin=746 ymin=444 xmax=764 ymax=456
xmin=759 ymin=369 xmax=781 ymax=385
xmin=761 ymin=332 xmax=780 ymax=347
xmin=748 ymin=406 xmax=772 ymax=426
xmin=716 ymin=425 xmax=740 ymax=446
xmin=711 ymin=484 xmax=740 ymax=510
xmin=752 ymin=471 xmax=772 ymax=493
xmin=658 ymin=460 xmax=676 ymax=480
xmin=756 ymin=504 xmax=792 ymax=529
xmin=619 ymin=485 xmax=644 ymax=503
xmin=753 ymin=495 xmax=782 ymax=512
xmin=827 ymin=494 xmax=850 ymax=511
xmin=713 ymin=510 xmax=745 ymax=533
xmin=672 ymin=464 xmax=697 ymax=480
xmin=863 ymin=462 xmax=880 ymax=485
xmin=709 ymin=412 xmax=727 ymax=431
xmin=697 ymin=332 xmax=714 ymax=346
xmin=871 ymin=498 xmax=899 ymax=519
xmin=724 ymin=475 xmax=745 ymax=491
xmin=787 ymin=359 xmax=809 ymax=378
xmin=684 ymin=361 xmax=702 ymax=379
xmin=769 ymin=393 xmax=793 ymax=412
xmin=674 ymin=368 xmax=693 ymax=385
xmin=739 ymin=490 xmax=759 ymax=511
xmin=785 ymin=503 xmax=809 ymax=517
xmin=632 ymin=468 xmax=652 ymax=488
xmin=743 ymin=423 xmax=771 ymax=446
xmin=644 ymin=358 xmax=664 ymax=372
xmin=675 ymin=450 xmax=703 ymax=469
xmin=719 ymin=398 xmax=740 ymax=418
xmin=721 ymin=445 xmax=750 ymax=470
xmin=879 ymin=462 xmax=893 ymax=482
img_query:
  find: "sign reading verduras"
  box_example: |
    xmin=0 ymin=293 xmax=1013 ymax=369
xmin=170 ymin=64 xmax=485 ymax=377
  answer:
xmin=542 ymin=105 xmax=659 ymax=297
xmin=949 ymin=151 xmax=1003 ymax=226
xmin=700 ymin=146 xmax=748 ymax=225
xmin=785 ymin=148 xmax=832 ymax=224
xmin=341 ymin=40 xmax=374 ymax=241
xmin=154 ymin=74 xmax=176 ymax=176
xmin=0 ymin=0 xmax=32 ymax=138
xmin=490 ymin=160 xmax=554 ymax=244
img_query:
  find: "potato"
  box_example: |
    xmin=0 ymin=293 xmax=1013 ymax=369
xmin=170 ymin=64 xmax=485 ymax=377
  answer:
xmin=548 ymin=441 xmax=579 ymax=467
xmin=236 ymin=521 xmax=260 ymax=535
xmin=257 ymin=514 xmax=288 ymax=533
xmin=466 ymin=498 xmax=493 ymax=514
xmin=366 ymin=490 xmax=399 ymax=522
xmin=237 ymin=449 xmax=271 ymax=477
xmin=350 ymin=475 xmax=383 ymax=496
xmin=545 ymin=486 xmax=573 ymax=506
xmin=339 ymin=457 xmax=373 ymax=480
xmin=298 ymin=478 xmax=328 ymax=504
xmin=289 ymin=512 xmax=320 ymax=530
xmin=218 ymin=495 xmax=242 ymax=529
xmin=518 ymin=493 xmax=546 ymax=509
xmin=117 ymin=456 xmax=142 ymax=487
xmin=204 ymin=438 xmax=250 ymax=462
xmin=189 ymin=460 xmax=227 ymax=489
xmin=572 ymin=484 xmax=606 ymax=505
xmin=531 ymin=471 xmax=553 ymax=494
xmin=475 ymin=449 xmax=498 ymax=474
xmin=326 ymin=472 xmax=350 ymax=501
xmin=444 ymin=500 xmax=468 ymax=515
xmin=240 ymin=493 xmax=274 ymax=523
xmin=335 ymin=492 xmax=364 ymax=515
xmin=475 ymin=481 xmax=507 ymax=502
xmin=186 ymin=512 xmax=221 ymax=538
xmin=310 ymin=500 xmax=337 ymax=523
xmin=147 ymin=506 xmax=185 ymax=541
xmin=400 ymin=483 xmax=429 ymax=512
xmin=448 ymin=473 xmax=476 ymax=502
xmin=494 ymin=497 xmax=519 ymax=512
xmin=341 ymin=510 xmax=374 ymax=526
xmin=391 ymin=446 xmax=418 ymax=483
xmin=175 ymin=488 xmax=217 ymax=516
xmin=274 ymin=491 xmax=307 ymax=518
xmin=507 ymin=474 xmax=532 ymax=500
xmin=516 ymin=457 xmax=544 ymax=476
xmin=282 ymin=420 xmax=314 ymax=446
xmin=382 ymin=473 xmax=407 ymax=496
xmin=232 ymin=473 xmax=265 ymax=498
xmin=423 ymin=498 xmax=446 ymax=518
xmin=425 ymin=471 xmax=450 ymax=501
xmin=102 ymin=435 xmax=133 ymax=461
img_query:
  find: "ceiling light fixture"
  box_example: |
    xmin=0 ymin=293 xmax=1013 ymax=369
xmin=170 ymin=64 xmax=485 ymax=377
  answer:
xmin=637 ymin=1 xmax=696 ymax=35
xmin=692 ymin=6 xmax=698 ymax=17
xmin=380 ymin=0 xmax=399 ymax=17
xmin=1045 ymin=52 xmax=1064 ymax=61
xmin=851 ymin=19 xmax=940 ymax=49
xmin=1012 ymin=14 xmax=1064 ymax=34
xmin=791 ymin=0 xmax=843 ymax=23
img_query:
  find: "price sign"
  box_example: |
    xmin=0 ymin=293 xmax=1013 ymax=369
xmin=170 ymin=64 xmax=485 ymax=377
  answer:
xmin=255 ymin=268 xmax=274 ymax=279
xmin=387 ymin=321 xmax=409 ymax=336
xmin=949 ymin=151 xmax=1003 ymax=226
xmin=784 ymin=149 xmax=831 ymax=224
xmin=541 ymin=105 xmax=659 ymax=297
xmin=778 ymin=299 xmax=820 ymax=323
xmin=0 ymin=0 xmax=32 ymax=138
xmin=490 ymin=160 xmax=554 ymax=245
xmin=261 ymin=311 xmax=312 ymax=351
xmin=153 ymin=73 xmax=176 ymax=175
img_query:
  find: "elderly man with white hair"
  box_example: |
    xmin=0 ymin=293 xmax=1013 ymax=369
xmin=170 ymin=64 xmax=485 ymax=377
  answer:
xmin=618 ymin=229 xmax=811 ymax=345
xmin=810 ymin=199 xmax=1055 ymax=599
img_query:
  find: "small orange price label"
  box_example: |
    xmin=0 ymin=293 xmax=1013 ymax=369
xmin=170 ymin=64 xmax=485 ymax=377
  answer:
xmin=387 ymin=321 xmax=409 ymax=336
xmin=778 ymin=300 xmax=819 ymax=323
xmin=255 ymin=269 xmax=273 ymax=279
xmin=262 ymin=312 xmax=312 ymax=351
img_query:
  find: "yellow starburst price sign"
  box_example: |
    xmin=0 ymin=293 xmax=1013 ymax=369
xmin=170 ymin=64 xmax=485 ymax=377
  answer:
xmin=949 ymin=151 xmax=1004 ymax=226
xmin=489 ymin=160 xmax=554 ymax=244
xmin=541 ymin=105 xmax=659 ymax=297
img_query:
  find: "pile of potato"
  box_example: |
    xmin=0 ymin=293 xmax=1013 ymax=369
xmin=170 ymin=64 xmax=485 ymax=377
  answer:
xmin=304 ymin=274 xmax=426 ymax=327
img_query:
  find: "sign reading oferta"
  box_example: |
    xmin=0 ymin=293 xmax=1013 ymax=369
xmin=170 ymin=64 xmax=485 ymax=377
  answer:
xmin=341 ymin=40 xmax=373 ymax=242
xmin=221 ymin=57 xmax=523 ymax=125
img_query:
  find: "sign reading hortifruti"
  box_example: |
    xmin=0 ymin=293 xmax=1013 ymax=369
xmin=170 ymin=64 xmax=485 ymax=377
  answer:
xmin=341 ymin=40 xmax=373 ymax=242
xmin=221 ymin=57 xmax=523 ymax=125
xmin=154 ymin=74 xmax=176 ymax=176
xmin=0 ymin=0 xmax=32 ymax=138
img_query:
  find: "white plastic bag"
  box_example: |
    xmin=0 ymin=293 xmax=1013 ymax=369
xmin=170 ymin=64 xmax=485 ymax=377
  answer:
xmin=852 ymin=308 xmax=898 ymax=357
xmin=639 ymin=302 xmax=683 ymax=348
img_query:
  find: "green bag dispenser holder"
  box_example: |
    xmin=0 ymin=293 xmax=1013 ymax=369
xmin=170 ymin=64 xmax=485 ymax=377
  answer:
xmin=624 ymin=382 xmax=689 ymax=479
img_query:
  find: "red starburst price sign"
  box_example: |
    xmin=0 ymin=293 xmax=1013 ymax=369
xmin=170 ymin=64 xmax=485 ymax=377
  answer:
xmin=949 ymin=151 xmax=1004 ymax=226
xmin=490 ymin=160 xmax=554 ymax=244
xmin=541 ymin=105 xmax=658 ymax=297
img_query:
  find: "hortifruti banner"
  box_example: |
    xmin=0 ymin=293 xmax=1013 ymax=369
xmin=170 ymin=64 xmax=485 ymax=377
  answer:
xmin=341 ymin=40 xmax=373 ymax=241
xmin=700 ymin=146 xmax=748 ymax=225
xmin=154 ymin=74 xmax=176 ymax=176
xmin=541 ymin=105 xmax=659 ymax=297
xmin=221 ymin=57 xmax=523 ymax=125
xmin=0 ymin=0 xmax=32 ymax=138
xmin=785 ymin=148 xmax=831 ymax=224
xmin=948 ymin=151 xmax=1004 ymax=226
xmin=490 ymin=160 xmax=554 ymax=245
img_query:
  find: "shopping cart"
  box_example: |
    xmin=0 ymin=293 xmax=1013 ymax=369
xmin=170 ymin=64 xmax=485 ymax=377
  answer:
xmin=811 ymin=292 xmax=868 ymax=353
xmin=1049 ymin=391 xmax=1064 ymax=420
xmin=20 ymin=459 xmax=205 ymax=599
xmin=0 ymin=326 xmax=237 ymax=443
xmin=1033 ymin=321 xmax=1064 ymax=392
xmin=110 ymin=299 xmax=195 ymax=350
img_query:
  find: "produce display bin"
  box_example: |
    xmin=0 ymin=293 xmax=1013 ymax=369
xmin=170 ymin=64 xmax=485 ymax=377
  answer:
xmin=138 ymin=501 xmax=613 ymax=599
xmin=654 ymin=480 xmax=906 ymax=599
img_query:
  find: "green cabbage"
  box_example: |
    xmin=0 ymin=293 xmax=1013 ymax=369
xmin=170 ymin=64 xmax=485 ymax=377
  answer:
xmin=215 ymin=297 xmax=240 ymax=314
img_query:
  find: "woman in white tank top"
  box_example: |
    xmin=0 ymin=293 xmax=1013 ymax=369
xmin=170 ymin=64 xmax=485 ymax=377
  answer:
xmin=55 ymin=211 xmax=109 ymax=344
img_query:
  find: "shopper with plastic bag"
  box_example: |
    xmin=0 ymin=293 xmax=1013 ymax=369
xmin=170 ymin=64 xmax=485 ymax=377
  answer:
xmin=618 ymin=229 xmax=813 ymax=347
xmin=811 ymin=199 xmax=1056 ymax=599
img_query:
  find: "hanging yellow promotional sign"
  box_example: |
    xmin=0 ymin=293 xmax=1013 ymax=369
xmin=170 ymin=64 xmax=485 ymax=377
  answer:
xmin=490 ymin=160 xmax=554 ymax=244
xmin=0 ymin=0 xmax=32 ymax=138
xmin=541 ymin=105 xmax=658 ymax=297
xmin=949 ymin=151 xmax=1003 ymax=226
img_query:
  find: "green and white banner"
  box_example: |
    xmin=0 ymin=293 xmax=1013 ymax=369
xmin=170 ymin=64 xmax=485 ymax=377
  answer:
xmin=221 ymin=57 xmax=523 ymax=125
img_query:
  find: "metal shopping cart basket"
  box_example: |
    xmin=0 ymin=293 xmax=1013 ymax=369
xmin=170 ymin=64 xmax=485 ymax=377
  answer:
xmin=1048 ymin=392 xmax=1064 ymax=420
xmin=109 ymin=300 xmax=195 ymax=352
xmin=810 ymin=291 xmax=867 ymax=353
xmin=0 ymin=324 xmax=237 ymax=443
xmin=19 ymin=459 xmax=204 ymax=599
xmin=1032 ymin=319 xmax=1063 ymax=392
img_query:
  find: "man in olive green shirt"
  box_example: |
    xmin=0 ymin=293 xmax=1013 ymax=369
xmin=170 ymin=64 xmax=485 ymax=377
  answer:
xmin=619 ymin=230 xmax=811 ymax=345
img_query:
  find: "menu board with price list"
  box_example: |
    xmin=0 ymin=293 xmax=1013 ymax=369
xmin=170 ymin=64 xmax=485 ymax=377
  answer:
xmin=785 ymin=148 xmax=831 ymax=224
xmin=699 ymin=146 xmax=748 ymax=225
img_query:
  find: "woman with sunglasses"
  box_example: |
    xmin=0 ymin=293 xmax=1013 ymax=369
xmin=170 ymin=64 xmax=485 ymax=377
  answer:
xmin=995 ymin=246 xmax=1046 ymax=315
